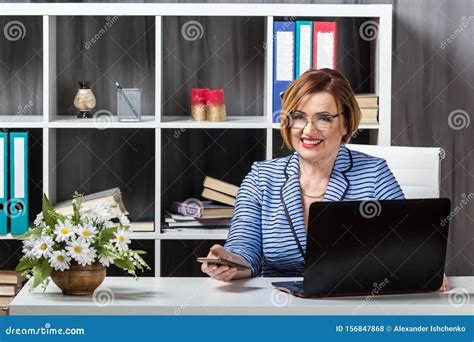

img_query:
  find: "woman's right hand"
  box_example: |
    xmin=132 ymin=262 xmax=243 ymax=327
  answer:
xmin=201 ymin=244 xmax=251 ymax=282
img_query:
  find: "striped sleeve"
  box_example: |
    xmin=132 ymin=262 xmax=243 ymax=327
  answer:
xmin=224 ymin=161 xmax=263 ymax=277
xmin=374 ymin=159 xmax=405 ymax=200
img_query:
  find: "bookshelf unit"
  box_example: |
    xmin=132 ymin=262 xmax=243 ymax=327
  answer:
xmin=0 ymin=3 xmax=392 ymax=276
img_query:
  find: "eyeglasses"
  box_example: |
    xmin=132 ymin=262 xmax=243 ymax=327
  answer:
xmin=286 ymin=111 xmax=340 ymax=131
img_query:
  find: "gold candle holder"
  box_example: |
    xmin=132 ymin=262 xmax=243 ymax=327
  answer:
xmin=206 ymin=89 xmax=226 ymax=122
xmin=191 ymin=88 xmax=209 ymax=121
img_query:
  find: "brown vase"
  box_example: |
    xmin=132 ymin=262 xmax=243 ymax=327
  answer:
xmin=73 ymin=81 xmax=96 ymax=119
xmin=50 ymin=262 xmax=106 ymax=295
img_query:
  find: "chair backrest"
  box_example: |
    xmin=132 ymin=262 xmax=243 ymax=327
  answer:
xmin=347 ymin=144 xmax=444 ymax=199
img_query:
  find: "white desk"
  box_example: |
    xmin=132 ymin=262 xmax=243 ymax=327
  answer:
xmin=9 ymin=276 xmax=474 ymax=315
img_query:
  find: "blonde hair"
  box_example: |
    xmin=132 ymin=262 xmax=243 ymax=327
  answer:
xmin=280 ymin=68 xmax=361 ymax=150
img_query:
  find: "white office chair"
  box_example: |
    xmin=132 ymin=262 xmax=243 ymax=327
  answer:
xmin=347 ymin=144 xmax=444 ymax=199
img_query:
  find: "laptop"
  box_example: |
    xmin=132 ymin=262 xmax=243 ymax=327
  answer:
xmin=272 ymin=198 xmax=451 ymax=297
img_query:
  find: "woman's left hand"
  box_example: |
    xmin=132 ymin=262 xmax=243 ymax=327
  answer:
xmin=439 ymin=274 xmax=449 ymax=292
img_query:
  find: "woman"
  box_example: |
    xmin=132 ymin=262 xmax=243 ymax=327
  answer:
xmin=201 ymin=69 xmax=448 ymax=291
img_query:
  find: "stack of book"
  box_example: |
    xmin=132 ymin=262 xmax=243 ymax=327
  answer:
xmin=164 ymin=176 xmax=239 ymax=230
xmin=355 ymin=94 xmax=379 ymax=124
xmin=54 ymin=188 xmax=155 ymax=232
xmin=54 ymin=188 xmax=129 ymax=217
xmin=0 ymin=270 xmax=26 ymax=315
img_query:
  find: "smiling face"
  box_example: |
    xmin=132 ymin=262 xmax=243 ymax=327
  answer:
xmin=290 ymin=91 xmax=346 ymax=165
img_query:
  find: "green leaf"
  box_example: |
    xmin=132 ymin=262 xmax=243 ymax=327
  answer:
xmin=114 ymin=257 xmax=136 ymax=271
xmin=98 ymin=226 xmax=119 ymax=244
xmin=132 ymin=250 xmax=147 ymax=255
xmin=32 ymin=259 xmax=52 ymax=289
xmin=17 ymin=226 xmax=43 ymax=240
xmin=95 ymin=246 xmax=120 ymax=259
xmin=15 ymin=257 xmax=39 ymax=273
xmin=72 ymin=192 xmax=83 ymax=225
xmin=42 ymin=193 xmax=55 ymax=229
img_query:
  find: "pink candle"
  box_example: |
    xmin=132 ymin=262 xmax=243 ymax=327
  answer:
xmin=206 ymin=89 xmax=225 ymax=106
xmin=191 ymin=88 xmax=209 ymax=121
xmin=191 ymin=88 xmax=209 ymax=105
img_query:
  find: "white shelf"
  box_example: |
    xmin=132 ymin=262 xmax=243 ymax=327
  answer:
xmin=0 ymin=234 xmax=20 ymax=240
xmin=160 ymin=228 xmax=229 ymax=240
xmin=161 ymin=116 xmax=268 ymax=129
xmin=0 ymin=3 xmax=392 ymax=17
xmin=0 ymin=115 xmax=44 ymax=128
xmin=0 ymin=3 xmax=393 ymax=276
xmin=129 ymin=232 xmax=161 ymax=240
xmin=358 ymin=123 xmax=381 ymax=129
xmin=49 ymin=115 xmax=156 ymax=129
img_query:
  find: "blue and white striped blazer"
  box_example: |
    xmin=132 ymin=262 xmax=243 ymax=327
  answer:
xmin=224 ymin=143 xmax=405 ymax=277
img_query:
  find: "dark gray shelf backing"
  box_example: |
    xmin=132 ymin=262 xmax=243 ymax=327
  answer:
xmin=106 ymin=239 xmax=155 ymax=277
xmin=273 ymin=16 xmax=376 ymax=94
xmin=55 ymin=16 xmax=155 ymax=116
xmin=161 ymin=239 xmax=225 ymax=277
xmin=272 ymin=129 xmax=292 ymax=159
xmin=161 ymin=128 xmax=266 ymax=215
xmin=26 ymin=129 xmax=43 ymax=220
xmin=55 ymin=128 xmax=155 ymax=218
xmin=0 ymin=240 xmax=22 ymax=270
xmin=0 ymin=17 xmax=43 ymax=116
xmin=161 ymin=16 xmax=265 ymax=117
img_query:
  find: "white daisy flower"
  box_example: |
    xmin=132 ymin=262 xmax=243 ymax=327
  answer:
xmin=33 ymin=212 xmax=44 ymax=226
xmin=32 ymin=236 xmax=54 ymax=258
xmin=119 ymin=214 xmax=130 ymax=227
xmin=76 ymin=223 xmax=98 ymax=242
xmin=53 ymin=219 xmax=75 ymax=242
xmin=104 ymin=220 xmax=115 ymax=228
xmin=49 ymin=251 xmax=71 ymax=271
xmin=82 ymin=247 xmax=97 ymax=266
xmin=22 ymin=238 xmax=38 ymax=259
xmin=89 ymin=200 xmax=113 ymax=221
xmin=114 ymin=229 xmax=131 ymax=251
xmin=99 ymin=254 xmax=114 ymax=267
xmin=66 ymin=239 xmax=93 ymax=266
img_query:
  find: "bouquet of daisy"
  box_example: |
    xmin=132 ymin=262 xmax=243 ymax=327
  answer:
xmin=15 ymin=192 xmax=150 ymax=290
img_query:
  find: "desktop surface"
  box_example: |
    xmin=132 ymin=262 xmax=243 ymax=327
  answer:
xmin=9 ymin=276 xmax=473 ymax=315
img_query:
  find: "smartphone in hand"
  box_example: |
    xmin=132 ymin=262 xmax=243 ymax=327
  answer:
xmin=196 ymin=257 xmax=250 ymax=271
